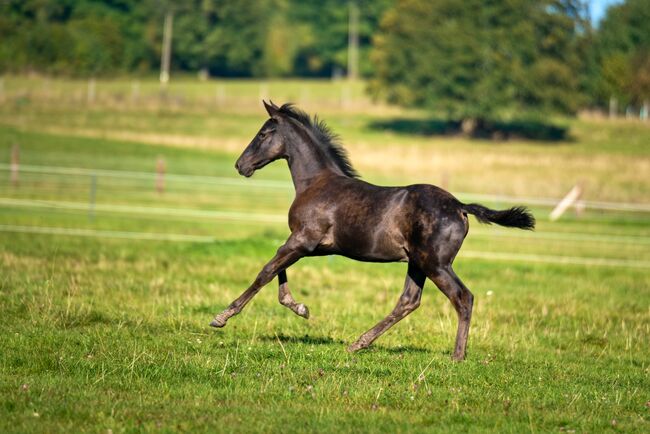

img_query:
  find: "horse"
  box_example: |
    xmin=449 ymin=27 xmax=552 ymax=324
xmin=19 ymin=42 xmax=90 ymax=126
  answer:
xmin=210 ymin=101 xmax=535 ymax=361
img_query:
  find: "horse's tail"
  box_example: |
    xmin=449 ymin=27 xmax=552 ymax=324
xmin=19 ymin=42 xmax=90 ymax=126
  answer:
xmin=461 ymin=203 xmax=535 ymax=230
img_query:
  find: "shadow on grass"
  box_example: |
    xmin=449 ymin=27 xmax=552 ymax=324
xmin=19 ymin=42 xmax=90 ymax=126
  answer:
xmin=369 ymin=117 xmax=570 ymax=142
xmin=379 ymin=345 xmax=430 ymax=354
xmin=259 ymin=333 xmax=345 ymax=345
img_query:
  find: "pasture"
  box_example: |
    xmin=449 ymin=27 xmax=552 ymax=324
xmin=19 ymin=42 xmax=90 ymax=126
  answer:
xmin=0 ymin=77 xmax=649 ymax=433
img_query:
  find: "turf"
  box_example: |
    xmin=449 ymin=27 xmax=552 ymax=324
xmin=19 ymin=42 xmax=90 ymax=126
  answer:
xmin=0 ymin=78 xmax=649 ymax=433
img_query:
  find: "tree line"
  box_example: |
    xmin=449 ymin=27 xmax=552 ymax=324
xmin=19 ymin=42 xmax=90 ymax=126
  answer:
xmin=0 ymin=0 xmax=648 ymax=121
xmin=0 ymin=0 xmax=391 ymax=78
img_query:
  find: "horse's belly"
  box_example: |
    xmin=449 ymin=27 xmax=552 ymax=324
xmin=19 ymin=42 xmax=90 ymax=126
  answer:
xmin=329 ymin=227 xmax=408 ymax=262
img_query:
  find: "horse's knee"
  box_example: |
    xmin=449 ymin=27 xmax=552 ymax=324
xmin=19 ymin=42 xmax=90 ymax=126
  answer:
xmin=397 ymin=297 xmax=420 ymax=316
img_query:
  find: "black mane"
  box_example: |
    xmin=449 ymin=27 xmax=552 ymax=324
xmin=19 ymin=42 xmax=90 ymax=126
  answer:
xmin=278 ymin=103 xmax=359 ymax=178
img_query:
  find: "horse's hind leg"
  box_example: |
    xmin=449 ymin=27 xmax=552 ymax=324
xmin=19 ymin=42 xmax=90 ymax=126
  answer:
xmin=426 ymin=265 xmax=474 ymax=361
xmin=348 ymin=263 xmax=426 ymax=352
xmin=278 ymin=270 xmax=309 ymax=319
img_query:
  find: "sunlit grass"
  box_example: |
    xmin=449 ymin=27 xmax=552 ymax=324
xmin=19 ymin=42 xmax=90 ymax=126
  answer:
xmin=0 ymin=78 xmax=649 ymax=433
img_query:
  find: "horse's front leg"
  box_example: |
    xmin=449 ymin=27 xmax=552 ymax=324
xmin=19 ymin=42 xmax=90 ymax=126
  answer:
xmin=278 ymin=270 xmax=310 ymax=319
xmin=210 ymin=235 xmax=309 ymax=328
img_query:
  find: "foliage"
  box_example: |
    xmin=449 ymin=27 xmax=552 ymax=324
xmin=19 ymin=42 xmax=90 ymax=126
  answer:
xmin=592 ymin=0 xmax=650 ymax=108
xmin=0 ymin=0 xmax=155 ymax=76
xmin=369 ymin=0 xmax=590 ymax=124
xmin=0 ymin=0 xmax=392 ymax=78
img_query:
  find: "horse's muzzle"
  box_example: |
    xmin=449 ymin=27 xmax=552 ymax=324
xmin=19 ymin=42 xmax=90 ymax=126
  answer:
xmin=235 ymin=160 xmax=253 ymax=177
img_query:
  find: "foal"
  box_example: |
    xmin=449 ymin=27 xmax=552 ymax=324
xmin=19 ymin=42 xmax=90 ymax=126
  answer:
xmin=211 ymin=101 xmax=534 ymax=360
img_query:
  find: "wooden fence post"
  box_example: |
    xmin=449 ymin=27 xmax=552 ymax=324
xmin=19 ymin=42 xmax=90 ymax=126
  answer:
xmin=609 ymin=96 xmax=617 ymax=119
xmin=131 ymin=81 xmax=140 ymax=104
xmin=10 ymin=143 xmax=19 ymax=187
xmin=215 ymin=84 xmax=225 ymax=107
xmin=550 ymin=184 xmax=583 ymax=221
xmin=440 ymin=170 xmax=450 ymax=191
xmin=300 ymin=86 xmax=310 ymax=107
xmin=156 ymin=156 xmax=166 ymax=194
xmin=87 ymin=78 xmax=96 ymax=104
xmin=340 ymin=84 xmax=351 ymax=108
xmin=259 ymin=83 xmax=269 ymax=103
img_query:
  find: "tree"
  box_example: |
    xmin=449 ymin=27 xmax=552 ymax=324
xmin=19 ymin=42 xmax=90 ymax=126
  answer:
xmin=0 ymin=0 xmax=155 ymax=76
xmin=0 ymin=0 xmax=393 ymax=78
xmin=369 ymin=0 xmax=589 ymax=129
xmin=593 ymin=0 xmax=650 ymax=109
xmin=286 ymin=0 xmax=393 ymax=77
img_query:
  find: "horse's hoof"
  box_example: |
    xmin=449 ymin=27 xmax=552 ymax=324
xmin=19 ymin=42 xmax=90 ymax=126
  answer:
xmin=451 ymin=354 xmax=465 ymax=362
xmin=296 ymin=303 xmax=310 ymax=319
xmin=347 ymin=341 xmax=367 ymax=353
xmin=209 ymin=315 xmax=227 ymax=328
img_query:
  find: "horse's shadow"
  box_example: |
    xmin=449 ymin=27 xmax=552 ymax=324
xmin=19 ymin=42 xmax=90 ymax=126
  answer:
xmin=379 ymin=345 xmax=430 ymax=354
xmin=259 ymin=333 xmax=430 ymax=353
xmin=259 ymin=333 xmax=345 ymax=345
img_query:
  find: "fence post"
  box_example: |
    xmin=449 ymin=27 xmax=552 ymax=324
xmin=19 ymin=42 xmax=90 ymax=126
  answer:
xmin=642 ymin=100 xmax=649 ymax=122
xmin=156 ymin=156 xmax=166 ymax=194
xmin=550 ymin=184 xmax=583 ymax=221
xmin=259 ymin=82 xmax=269 ymax=103
xmin=300 ymin=86 xmax=310 ymax=107
xmin=440 ymin=170 xmax=450 ymax=191
xmin=608 ymin=96 xmax=617 ymax=119
xmin=131 ymin=81 xmax=140 ymax=104
xmin=87 ymin=78 xmax=96 ymax=104
xmin=215 ymin=84 xmax=225 ymax=107
xmin=340 ymin=83 xmax=351 ymax=108
xmin=88 ymin=174 xmax=97 ymax=221
xmin=10 ymin=143 xmax=19 ymax=187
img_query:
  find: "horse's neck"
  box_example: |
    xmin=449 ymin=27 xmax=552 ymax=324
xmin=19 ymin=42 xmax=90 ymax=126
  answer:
xmin=286 ymin=137 xmax=341 ymax=194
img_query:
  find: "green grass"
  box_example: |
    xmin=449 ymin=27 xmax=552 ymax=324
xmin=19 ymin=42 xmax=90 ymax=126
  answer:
xmin=0 ymin=77 xmax=649 ymax=433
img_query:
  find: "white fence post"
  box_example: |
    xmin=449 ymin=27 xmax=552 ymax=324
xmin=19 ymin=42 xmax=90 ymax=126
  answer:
xmin=550 ymin=184 xmax=583 ymax=221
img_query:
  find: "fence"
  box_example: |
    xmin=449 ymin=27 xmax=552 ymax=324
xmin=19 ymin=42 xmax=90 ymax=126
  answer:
xmin=1 ymin=162 xmax=649 ymax=269
xmin=3 ymin=163 xmax=650 ymax=214
xmin=0 ymin=77 xmax=376 ymax=113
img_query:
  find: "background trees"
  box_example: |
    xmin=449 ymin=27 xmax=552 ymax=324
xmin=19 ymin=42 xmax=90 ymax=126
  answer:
xmin=369 ymin=0 xmax=590 ymax=127
xmin=591 ymin=0 xmax=650 ymax=109
xmin=0 ymin=0 xmax=391 ymax=79
xmin=0 ymin=0 xmax=648 ymax=117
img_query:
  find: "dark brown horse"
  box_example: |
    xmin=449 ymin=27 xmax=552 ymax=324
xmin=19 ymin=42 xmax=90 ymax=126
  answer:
xmin=211 ymin=101 xmax=534 ymax=361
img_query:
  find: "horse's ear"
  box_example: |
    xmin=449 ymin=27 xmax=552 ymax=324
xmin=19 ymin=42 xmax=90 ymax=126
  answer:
xmin=263 ymin=100 xmax=279 ymax=118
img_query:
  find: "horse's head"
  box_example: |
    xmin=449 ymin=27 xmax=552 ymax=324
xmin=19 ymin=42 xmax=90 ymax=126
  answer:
xmin=235 ymin=101 xmax=286 ymax=177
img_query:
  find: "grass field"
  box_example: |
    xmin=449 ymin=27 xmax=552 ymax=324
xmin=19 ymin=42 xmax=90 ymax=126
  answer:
xmin=0 ymin=77 xmax=649 ymax=433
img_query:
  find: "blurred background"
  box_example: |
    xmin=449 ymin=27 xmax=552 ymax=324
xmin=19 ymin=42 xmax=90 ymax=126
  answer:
xmin=0 ymin=0 xmax=648 ymax=261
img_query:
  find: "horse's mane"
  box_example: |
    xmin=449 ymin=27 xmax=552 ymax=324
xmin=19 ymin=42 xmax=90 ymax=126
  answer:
xmin=278 ymin=103 xmax=359 ymax=179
